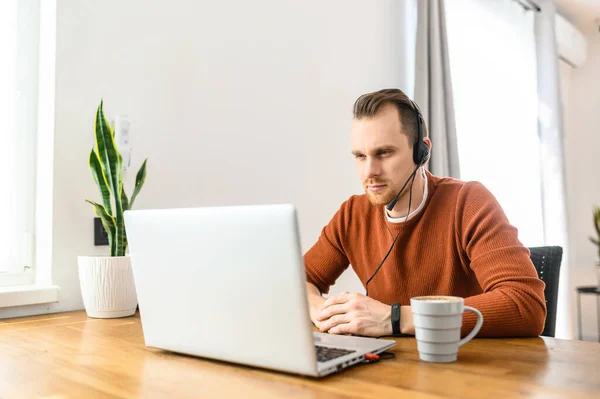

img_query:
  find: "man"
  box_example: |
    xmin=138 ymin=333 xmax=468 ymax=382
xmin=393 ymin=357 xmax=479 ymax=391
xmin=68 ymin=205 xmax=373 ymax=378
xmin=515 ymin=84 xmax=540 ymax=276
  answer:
xmin=304 ymin=88 xmax=546 ymax=338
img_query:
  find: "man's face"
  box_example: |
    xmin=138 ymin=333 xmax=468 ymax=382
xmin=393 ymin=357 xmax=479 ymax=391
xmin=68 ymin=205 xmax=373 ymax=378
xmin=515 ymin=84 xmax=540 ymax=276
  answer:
xmin=351 ymin=104 xmax=415 ymax=206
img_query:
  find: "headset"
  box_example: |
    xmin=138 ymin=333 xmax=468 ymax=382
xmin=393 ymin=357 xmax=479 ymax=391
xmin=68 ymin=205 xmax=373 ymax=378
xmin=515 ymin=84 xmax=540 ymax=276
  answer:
xmin=411 ymin=100 xmax=430 ymax=166
xmin=365 ymin=99 xmax=430 ymax=297
xmin=385 ymin=100 xmax=430 ymax=212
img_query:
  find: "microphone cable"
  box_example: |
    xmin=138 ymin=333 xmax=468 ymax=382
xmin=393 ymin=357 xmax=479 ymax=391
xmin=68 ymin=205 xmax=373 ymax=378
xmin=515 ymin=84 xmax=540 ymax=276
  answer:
xmin=365 ymin=165 xmax=419 ymax=297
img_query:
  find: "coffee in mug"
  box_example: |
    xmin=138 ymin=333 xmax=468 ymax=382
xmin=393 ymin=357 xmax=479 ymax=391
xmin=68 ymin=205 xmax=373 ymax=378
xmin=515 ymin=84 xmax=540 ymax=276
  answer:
xmin=410 ymin=296 xmax=483 ymax=363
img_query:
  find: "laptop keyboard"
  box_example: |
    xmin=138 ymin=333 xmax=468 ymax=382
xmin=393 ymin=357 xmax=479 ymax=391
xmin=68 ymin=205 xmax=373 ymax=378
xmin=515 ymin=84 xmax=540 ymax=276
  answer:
xmin=315 ymin=345 xmax=356 ymax=363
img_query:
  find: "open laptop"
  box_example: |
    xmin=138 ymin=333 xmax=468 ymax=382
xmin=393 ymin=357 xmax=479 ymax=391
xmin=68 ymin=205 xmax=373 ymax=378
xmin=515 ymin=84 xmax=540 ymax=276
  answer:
xmin=123 ymin=204 xmax=395 ymax=377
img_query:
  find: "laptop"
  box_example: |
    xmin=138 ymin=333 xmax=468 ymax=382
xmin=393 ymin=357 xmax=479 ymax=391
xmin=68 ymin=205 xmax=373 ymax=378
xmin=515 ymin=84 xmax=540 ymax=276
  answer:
xmin=123 ymin=204 xmax=395 ymax=377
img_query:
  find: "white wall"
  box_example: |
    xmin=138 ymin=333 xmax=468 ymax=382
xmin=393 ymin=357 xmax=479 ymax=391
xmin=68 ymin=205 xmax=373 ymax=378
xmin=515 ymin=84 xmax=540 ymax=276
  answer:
xmin=562 ymin=31 xmax=600 ymax=341
xmin=0 ymin=0 xmax=417 ymax=318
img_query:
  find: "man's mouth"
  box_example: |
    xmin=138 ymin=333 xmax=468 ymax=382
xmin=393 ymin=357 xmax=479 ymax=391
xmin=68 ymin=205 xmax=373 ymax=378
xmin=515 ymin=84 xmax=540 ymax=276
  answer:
xmin=367 ymin=184 xmax=386 ymax=192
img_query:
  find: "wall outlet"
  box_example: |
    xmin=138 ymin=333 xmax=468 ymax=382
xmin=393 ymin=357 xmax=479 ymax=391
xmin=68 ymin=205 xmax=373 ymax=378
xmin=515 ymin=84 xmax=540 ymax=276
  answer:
xmin=94 ymin=217 xmax=109 ymax=246
xmin=114 ymin=115 xmax=132 ymax=171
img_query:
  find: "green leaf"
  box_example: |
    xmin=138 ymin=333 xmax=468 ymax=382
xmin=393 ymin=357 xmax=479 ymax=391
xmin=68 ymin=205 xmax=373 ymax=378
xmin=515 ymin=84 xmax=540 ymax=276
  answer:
xmin=593 ymin=206 xmax=600 ymax=238
xmin=122 ymin=231 xmax=128 ymax=256
xmin=95 ymin=102 xmax=116 ymax=197
xmin=114 ymin=183 xmax=125 ymax=257
xmin=129 ymin=158 xmax=147 ymax=209
xmin=120 ymin=189 xmax=130 ymax=255
xmin=115 ymin=214 xmax=126 ymax=256
xmin=95 ymin=100 xmax=123 ymax=214
xmin=89 ymin=149 xmax=113 ymax=215
xmin=86 ymin=200 xmax=116 ymax=255
xmin=121 ymin=188 xmax=129 ymax=212
xmin=94 ymin=100 xmax=126 ymax=256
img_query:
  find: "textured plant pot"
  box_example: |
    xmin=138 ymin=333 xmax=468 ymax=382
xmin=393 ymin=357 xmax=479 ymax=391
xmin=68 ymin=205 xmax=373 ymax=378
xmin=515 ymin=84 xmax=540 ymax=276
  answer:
xmin=77 ymin=256 xmax=137 ymax=318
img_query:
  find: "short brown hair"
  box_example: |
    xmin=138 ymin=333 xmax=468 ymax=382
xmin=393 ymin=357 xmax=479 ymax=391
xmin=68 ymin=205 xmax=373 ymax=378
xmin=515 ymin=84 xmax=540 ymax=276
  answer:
xmin=352 ymin=88 xmax=428 ymax=146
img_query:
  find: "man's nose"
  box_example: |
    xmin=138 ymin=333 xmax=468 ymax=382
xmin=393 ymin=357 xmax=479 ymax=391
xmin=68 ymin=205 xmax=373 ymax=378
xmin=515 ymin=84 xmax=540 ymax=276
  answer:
xmin=365 ymin=157 xmax=381 ymax=178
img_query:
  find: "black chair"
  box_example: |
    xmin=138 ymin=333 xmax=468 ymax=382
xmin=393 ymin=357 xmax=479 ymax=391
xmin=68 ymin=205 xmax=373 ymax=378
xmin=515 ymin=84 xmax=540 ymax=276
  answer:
xmin=528 ymin=246 xmax=563 ymax=337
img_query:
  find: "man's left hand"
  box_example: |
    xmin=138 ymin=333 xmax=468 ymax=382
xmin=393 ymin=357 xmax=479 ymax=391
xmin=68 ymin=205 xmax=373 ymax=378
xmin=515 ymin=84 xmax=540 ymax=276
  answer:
xmin=315 ymin=292 xmax=392 ymax=337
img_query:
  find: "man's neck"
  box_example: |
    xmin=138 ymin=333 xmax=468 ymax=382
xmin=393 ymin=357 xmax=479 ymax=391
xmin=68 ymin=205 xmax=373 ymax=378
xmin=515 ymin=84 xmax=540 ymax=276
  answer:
xmin=386 ymin=168 xmax=426 ymax=219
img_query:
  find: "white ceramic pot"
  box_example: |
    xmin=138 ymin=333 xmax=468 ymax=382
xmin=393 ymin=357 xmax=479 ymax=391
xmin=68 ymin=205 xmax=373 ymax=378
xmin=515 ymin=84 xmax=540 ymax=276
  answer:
xmin=77 ymin=256 xmax=138 ymax=318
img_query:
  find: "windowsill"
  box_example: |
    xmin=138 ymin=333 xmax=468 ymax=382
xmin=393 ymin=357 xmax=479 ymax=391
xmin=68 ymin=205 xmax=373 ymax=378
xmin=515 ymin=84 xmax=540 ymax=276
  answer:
xmin=0 ymin=285 xmax=60 ymax=308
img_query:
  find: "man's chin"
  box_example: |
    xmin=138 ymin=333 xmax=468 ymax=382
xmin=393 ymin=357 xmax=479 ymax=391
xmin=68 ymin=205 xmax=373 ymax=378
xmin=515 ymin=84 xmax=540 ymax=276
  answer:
xmin=366 ymin=191 xmax=394 ymax=206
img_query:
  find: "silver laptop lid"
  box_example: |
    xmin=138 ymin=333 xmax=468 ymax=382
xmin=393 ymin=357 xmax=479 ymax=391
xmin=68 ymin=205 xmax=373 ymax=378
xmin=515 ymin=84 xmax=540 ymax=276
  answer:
xmin=124 ymin=204 xmax=319 ymax=376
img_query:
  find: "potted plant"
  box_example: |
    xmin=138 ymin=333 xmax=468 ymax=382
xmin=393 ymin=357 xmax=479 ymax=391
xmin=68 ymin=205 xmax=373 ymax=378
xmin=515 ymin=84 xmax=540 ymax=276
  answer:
xmin=589 ymin=206 xmax=600 ymax=287
xmin=78 ymin=100 xmax=148 ymax=318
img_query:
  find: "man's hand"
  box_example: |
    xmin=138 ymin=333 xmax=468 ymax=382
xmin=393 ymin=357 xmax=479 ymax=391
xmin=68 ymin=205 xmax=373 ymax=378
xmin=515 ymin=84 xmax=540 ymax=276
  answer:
xmin=306 ymin=283 xmax=327 ymax=330
xmin=315 ymin=292 xmax=392 ymax=337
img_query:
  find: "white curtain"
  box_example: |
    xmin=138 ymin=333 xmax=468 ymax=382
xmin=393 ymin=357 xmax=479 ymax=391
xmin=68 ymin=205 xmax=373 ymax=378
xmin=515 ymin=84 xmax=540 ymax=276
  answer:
xmin=414 ymin=0 xmax=460 ymax=178
xmin=445 ymin=0 xmax=571 ymax=339
xmin=534 ymin=0 xmax=570 ymax=339
xmin=0 ymin=0 xmax=20 ymax=274
xmin=445 ymin=0 xmax=545 ymax=247
xmin=0 ymin=0 xmax=38 ymax=281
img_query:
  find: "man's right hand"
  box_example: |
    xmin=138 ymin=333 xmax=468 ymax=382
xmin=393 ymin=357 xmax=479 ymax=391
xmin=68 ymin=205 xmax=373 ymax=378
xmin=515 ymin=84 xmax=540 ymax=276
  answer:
xmin=306 ymin=282 xmax=327 ymax=329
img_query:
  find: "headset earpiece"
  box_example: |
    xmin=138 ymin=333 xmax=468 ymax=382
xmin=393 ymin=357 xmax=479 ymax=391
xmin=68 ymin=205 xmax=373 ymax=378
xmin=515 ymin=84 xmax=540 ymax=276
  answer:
xmin=419 ymin=146 xmax=430 ymax=166
xmin=410 ymin=100 xmax=429 ymax=166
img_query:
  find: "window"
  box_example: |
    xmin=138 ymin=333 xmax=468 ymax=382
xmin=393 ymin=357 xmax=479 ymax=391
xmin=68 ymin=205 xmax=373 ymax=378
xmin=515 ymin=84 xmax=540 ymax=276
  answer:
xmin=0 ymin=0 xmax=40 ymax=286
xmin=445 ymin=0 xmax=545 ymax=247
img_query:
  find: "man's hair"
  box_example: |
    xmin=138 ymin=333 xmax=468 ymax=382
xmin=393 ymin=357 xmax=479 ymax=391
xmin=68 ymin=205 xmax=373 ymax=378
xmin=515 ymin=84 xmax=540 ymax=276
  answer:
xmin=352 ymin=88 xmax=428 ymax=146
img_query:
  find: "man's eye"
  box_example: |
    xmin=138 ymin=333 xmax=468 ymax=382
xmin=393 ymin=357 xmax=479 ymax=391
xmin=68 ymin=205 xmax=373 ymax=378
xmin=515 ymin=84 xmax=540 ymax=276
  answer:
xmin=379 ymin=151 xmax=391 ymax=156
xmin=355 ymin=154 xmax=366 ymax=159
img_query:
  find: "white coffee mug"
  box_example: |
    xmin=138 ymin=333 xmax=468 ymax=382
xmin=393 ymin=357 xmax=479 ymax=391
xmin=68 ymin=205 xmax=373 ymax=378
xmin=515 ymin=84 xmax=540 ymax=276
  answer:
xmin=410 ymin=296 xmax=484 ymax=363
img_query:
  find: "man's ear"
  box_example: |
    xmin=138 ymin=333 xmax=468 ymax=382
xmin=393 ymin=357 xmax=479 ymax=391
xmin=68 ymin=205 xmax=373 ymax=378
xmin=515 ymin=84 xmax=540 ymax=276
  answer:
xmin=419 ymin=137 xmax=432 ymax=166
xmin=424 ymin=137 xmax=432 ymax=150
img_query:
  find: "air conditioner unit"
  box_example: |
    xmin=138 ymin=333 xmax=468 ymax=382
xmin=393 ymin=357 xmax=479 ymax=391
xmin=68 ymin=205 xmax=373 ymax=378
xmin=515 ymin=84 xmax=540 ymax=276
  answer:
xmin=555 ymin=13 xmax=587 ymax=68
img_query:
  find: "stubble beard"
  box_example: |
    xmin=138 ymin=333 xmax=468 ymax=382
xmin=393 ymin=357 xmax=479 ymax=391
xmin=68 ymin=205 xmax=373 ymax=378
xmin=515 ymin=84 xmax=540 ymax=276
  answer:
xmin=364 ymin=182 xmax=397 ymax=206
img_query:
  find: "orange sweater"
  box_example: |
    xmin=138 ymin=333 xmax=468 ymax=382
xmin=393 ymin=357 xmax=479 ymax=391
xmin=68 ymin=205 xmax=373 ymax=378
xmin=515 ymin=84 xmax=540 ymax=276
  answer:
xmin=304 ymin=170 xmax=547 ymax=337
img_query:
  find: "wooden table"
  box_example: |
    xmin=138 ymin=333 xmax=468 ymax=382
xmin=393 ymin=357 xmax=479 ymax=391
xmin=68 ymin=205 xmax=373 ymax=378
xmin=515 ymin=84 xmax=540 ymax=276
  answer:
xmin=1 ymin=311 xmax=599 ymax=398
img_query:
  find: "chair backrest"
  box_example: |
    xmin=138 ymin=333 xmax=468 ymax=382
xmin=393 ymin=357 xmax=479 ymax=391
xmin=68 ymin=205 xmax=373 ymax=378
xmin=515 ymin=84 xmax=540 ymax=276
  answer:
xmin=528 ymin=246 xmax=563 ymax=337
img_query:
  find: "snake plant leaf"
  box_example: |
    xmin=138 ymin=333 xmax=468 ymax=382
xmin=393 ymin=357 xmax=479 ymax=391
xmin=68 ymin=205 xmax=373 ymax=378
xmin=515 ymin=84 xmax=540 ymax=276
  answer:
xmin=96 ymin=101 xmax=126 ymax=256
xmin=593 ymin=206 xmax=600 ymax=238
xmin=88 ymin=100 xmax=147 ymax=257
xmin=115 ymin=180 xmax=126 ymax=256
xmin=85 ymin=199 xmax=117 ymax=255
xmin=115 ymin=203 xmax=126 ymax=257
xmin=95 ymin=100 xmax=123 ymax=210
xmin=121 ymin=188 xmax=129 ymax=212
xmin=120 ymin=189 xmax=130 ymax=254
xmin=89 ymin=149 xmax=113 ymax=215
xmin=129 ymin=158 xmax=147 ymax=209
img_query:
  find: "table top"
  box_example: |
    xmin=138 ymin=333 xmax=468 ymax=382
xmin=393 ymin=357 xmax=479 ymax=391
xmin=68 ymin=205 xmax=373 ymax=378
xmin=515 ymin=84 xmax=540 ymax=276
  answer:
xmin=576 ymin=286 xmax=600 ymax=294
xmin=1 ymin=311 xmax=599 ymax=398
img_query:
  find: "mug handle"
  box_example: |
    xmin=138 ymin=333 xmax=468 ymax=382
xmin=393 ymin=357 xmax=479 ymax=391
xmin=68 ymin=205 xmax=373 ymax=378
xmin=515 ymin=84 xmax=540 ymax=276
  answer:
xmin=457 ymin=306 xmax=484 ymax=347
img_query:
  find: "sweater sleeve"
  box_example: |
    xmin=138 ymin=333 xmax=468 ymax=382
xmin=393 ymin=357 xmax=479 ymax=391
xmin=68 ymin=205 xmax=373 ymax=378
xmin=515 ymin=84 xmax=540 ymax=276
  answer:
xmin=303 ymin=200 xmax=352 ymax=295
xmin=457 ymin=182 xmax=547 ymax=337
